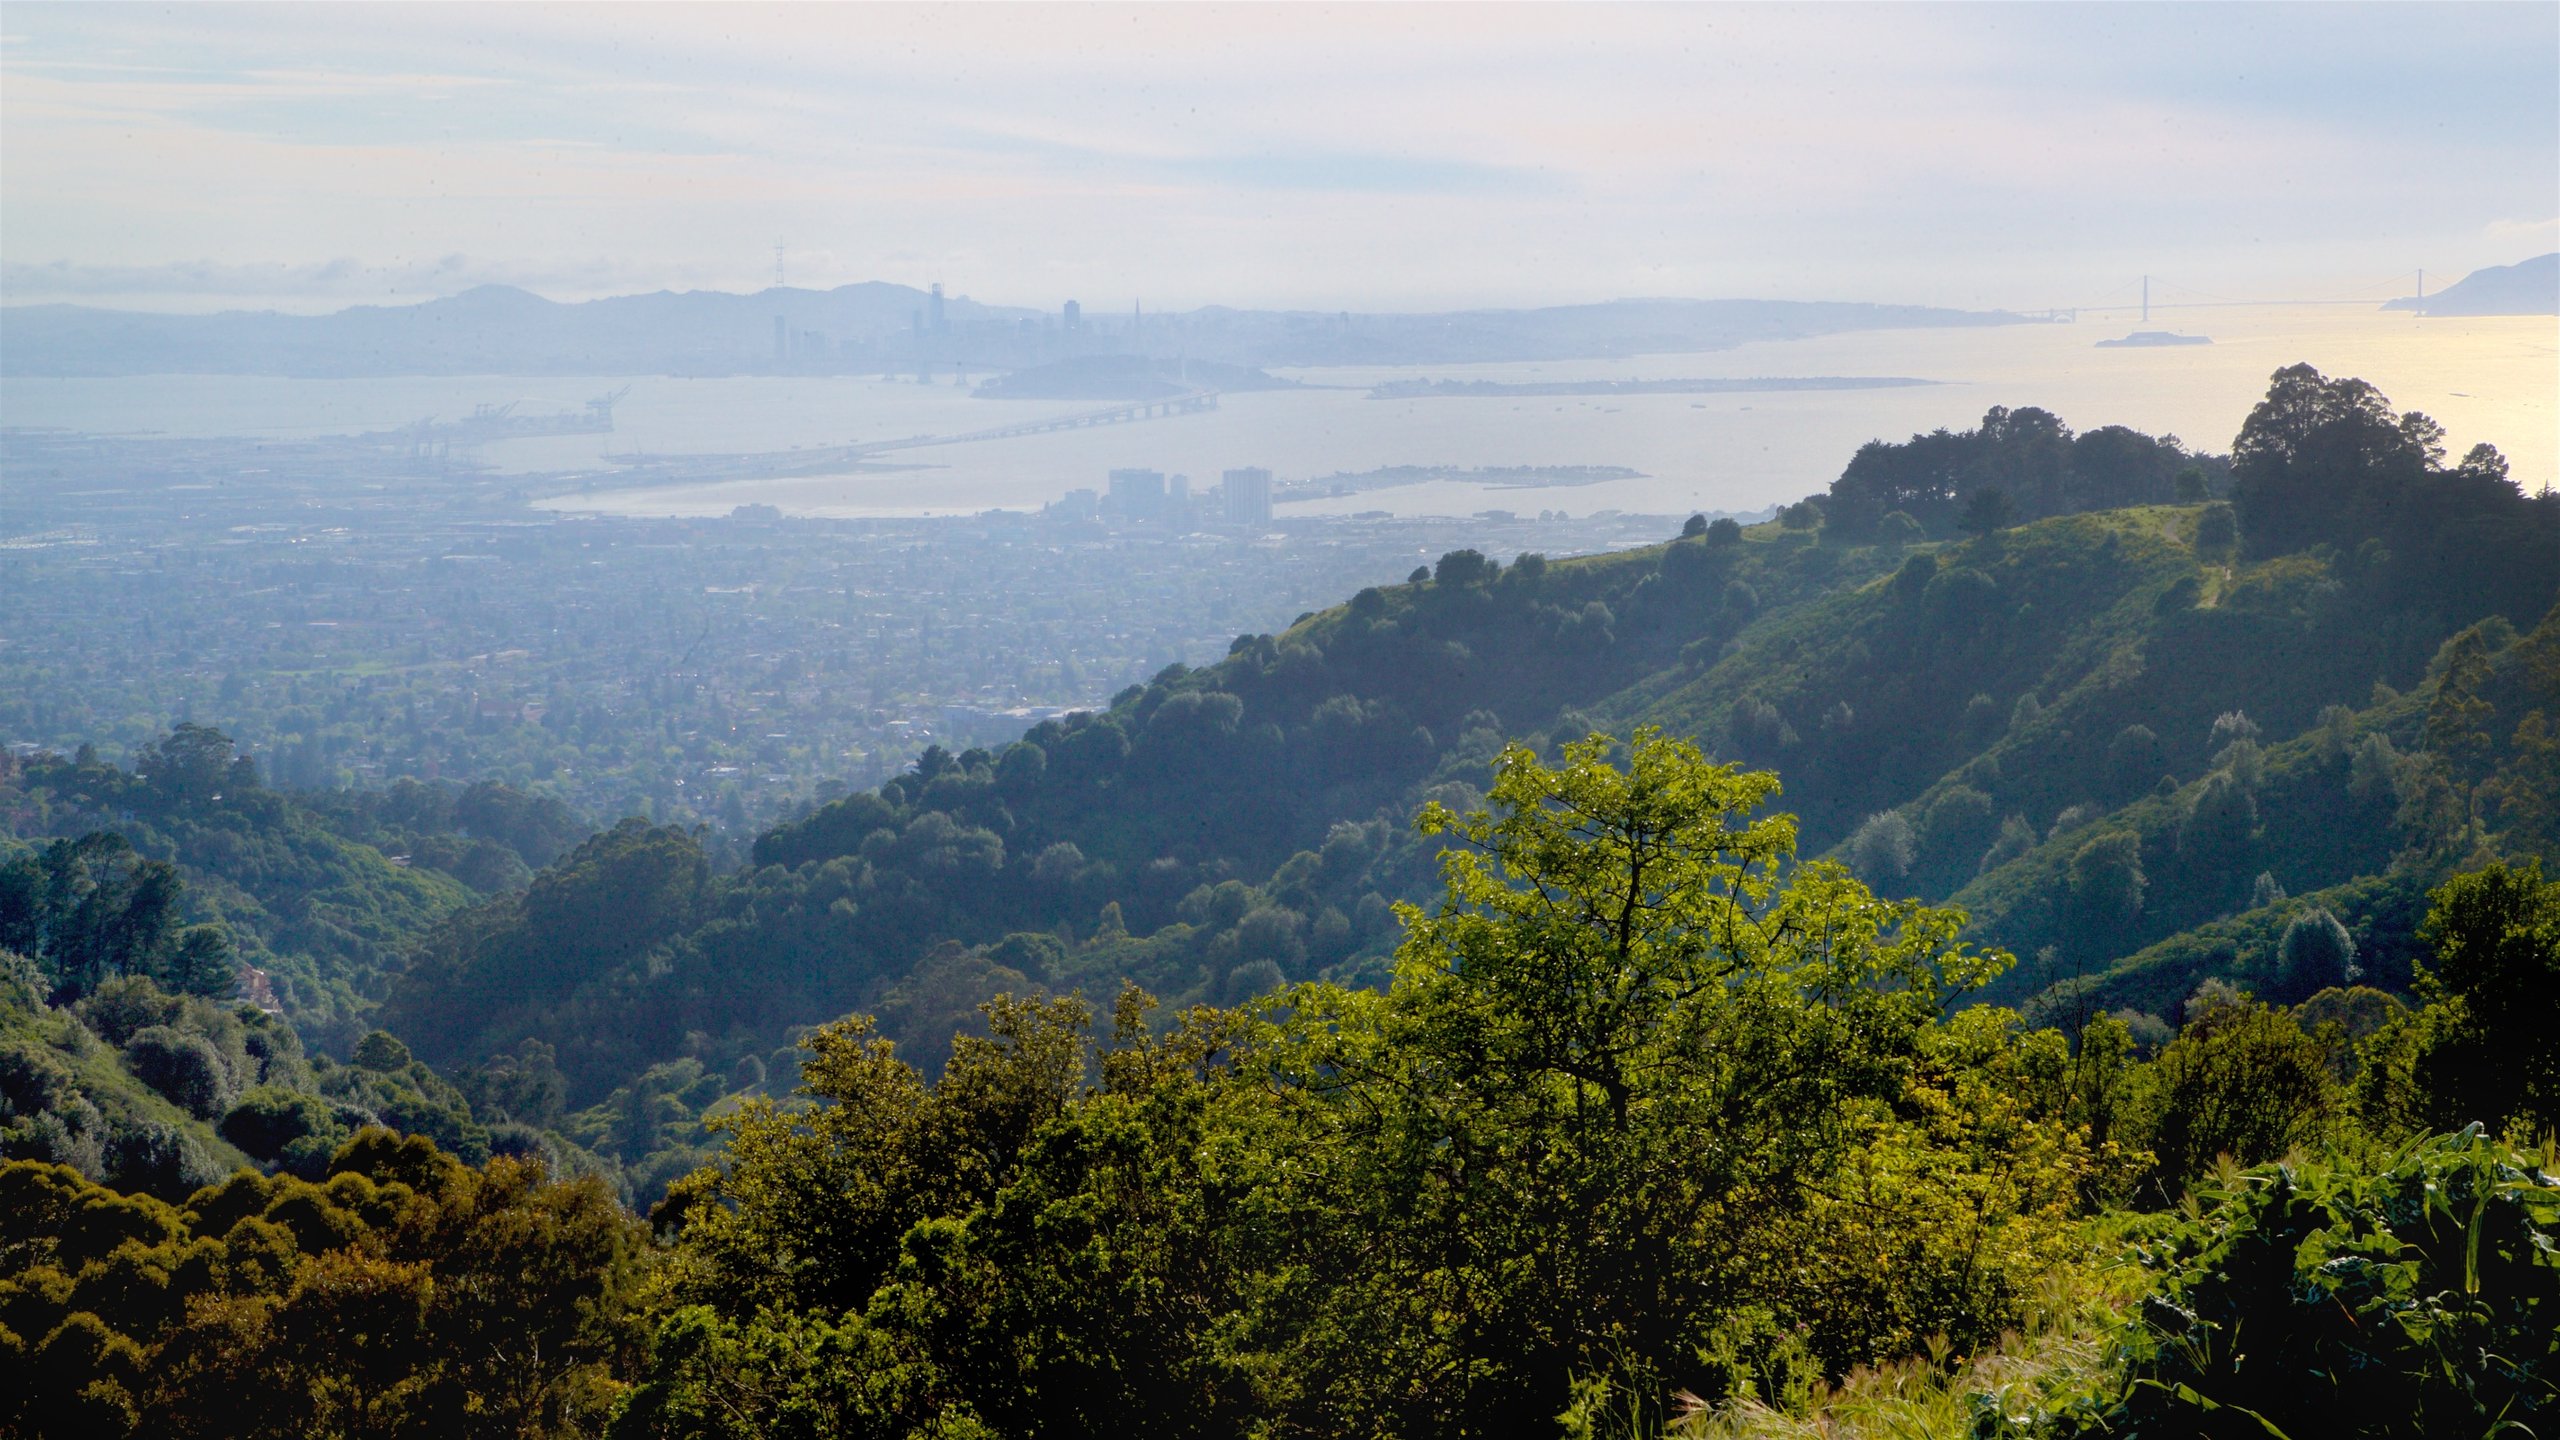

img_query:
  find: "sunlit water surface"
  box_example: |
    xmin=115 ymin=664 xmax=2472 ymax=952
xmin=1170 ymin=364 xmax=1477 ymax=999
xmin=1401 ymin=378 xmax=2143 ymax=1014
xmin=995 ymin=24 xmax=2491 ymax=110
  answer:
xmin=4 ymin=304 xmax=2549 ymax=520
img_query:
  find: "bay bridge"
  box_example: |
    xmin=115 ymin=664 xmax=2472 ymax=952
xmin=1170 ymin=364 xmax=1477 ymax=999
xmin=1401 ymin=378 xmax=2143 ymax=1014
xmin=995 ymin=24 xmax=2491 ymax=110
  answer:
xmin=589 ymin=388 xmax=1224 ymax=487
xmin=860 ymin=388 xmax=1220 ymax=455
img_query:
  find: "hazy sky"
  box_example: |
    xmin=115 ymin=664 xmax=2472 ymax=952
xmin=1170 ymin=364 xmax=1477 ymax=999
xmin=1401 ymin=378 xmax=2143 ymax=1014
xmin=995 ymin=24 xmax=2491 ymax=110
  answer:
xmin=4 ymin=2 xmax=2554 ymax=315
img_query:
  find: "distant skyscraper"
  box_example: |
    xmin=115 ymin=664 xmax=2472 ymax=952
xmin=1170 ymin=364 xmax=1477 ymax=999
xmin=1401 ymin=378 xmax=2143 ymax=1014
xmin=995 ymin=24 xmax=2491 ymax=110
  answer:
xmin=1108 ymin=468 xmax=1167 ymax=523
xmin=930 ymin=283 xmax=947 ymax=332
xmin=1222 ymin=467 xmax=1273 ymax=527
xmin=773 ymin=315 xmax=788 ymax=362
xmin=1063 ymin=299 xmax=1081 ymax=332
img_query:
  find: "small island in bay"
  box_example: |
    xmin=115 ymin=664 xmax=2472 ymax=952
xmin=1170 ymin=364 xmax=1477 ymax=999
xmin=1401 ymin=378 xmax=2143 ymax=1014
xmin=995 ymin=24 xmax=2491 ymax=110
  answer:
xmin=2095 ymin=330 xmax=2213 ymax=348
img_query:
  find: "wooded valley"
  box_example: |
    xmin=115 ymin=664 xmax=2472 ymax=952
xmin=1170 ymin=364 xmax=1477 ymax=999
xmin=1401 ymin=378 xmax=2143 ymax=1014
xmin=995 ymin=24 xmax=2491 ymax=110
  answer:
xmin=5 ymin=365 xmax=2556 ymax=1438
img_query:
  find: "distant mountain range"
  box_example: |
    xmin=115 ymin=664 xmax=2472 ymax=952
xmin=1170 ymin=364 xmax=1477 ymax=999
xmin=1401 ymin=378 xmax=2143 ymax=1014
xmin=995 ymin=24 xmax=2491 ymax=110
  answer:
xmin=2382 ymin=252 xmax=2558 ymax=317
xmin=0 ymin=282 xmax=2035 ymax=378
xmin=0 ymin=282 xmax=1034 ymax=379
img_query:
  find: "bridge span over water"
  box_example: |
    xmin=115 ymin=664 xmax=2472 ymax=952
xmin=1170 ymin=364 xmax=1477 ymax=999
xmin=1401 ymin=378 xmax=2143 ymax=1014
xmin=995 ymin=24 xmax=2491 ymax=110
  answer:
xmin=585 ymin=389 xmax=1223 ymax=490
xmin=852 ymin=389 xmax=1220 ymax=456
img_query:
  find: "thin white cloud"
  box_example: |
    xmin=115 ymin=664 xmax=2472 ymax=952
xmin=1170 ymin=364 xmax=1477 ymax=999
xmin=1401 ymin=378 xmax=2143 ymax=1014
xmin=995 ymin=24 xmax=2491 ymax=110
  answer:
xmin=2486 ymin=217 xmax=2560 ymax=241
xmin=2 ymin=2 xmax=2552 ymax=312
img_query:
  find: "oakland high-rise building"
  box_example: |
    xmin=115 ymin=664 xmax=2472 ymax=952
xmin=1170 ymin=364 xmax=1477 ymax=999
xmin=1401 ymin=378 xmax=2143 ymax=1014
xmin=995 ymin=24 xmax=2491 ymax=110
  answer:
xmin=1222 ymin=467 xmax=1273 ymax=527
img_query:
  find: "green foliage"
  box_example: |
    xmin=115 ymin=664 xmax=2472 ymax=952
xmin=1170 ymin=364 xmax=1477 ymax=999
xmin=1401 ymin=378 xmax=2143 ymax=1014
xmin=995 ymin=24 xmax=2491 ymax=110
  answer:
xmin=2126 ymin=993 xmax=2342 ymax=1203
xmin=2389 ymin=860 xmax=2560 ymax=1137
xmin=122 ymin=1025 xmax=239 ymax=1121
xmin=2273 ymin=904 xmax=2358 ymax=1001
xmin=1954 ymin=624 xmax=2560 ymax=1015
xmin=350 ymin=1029 xmax=413 ymax=1072
xmin=1317 ymin=730 xmax=2040 ymax=1407
xmin=103 ymin=371 xmax=2527 ymax=1239
xmin=385 ymin=818 xmax=711 ymax=1087
xmin=559 ymin=1057 xmax=731 ymax=1202
xmin=134 ymin=722 xmax=259 ymax=808
xmin=1979 ymin=814 xmax=2040 ymax=877
xmin=1 ymin=737 xmax=489 ymax=1050
xmin=1 ymin=973 xmax=290 ymax=1198
xmin=1920 ymin=784 xmax=1997 ymax=868
xmin=1961 ymin=487 xmax=2017 ymax=536
xmin=1825 ymin=407 xmax=2215 ymax=540
xmin=1846 ymin=810 xmax=1917 ymax=885
xmin=1434 ymin=547 xmax=1498 ymax=587
xmin=120 ymin=368 xmax=2544 ymax=1160
xmin=2192 ymin=500 xmax=2237 ymax=557
xmin=2066 ymin=832 xmax=2144 ymax=937
xmin=0 ymin=961 xmax=617 ymax=1214
xmin=7 ymin=361 xmax=2560 ymax=1440
xmin=315 ymin=1040 xmax=493 ymax=1166
xmin=630 ymin=732 xmax=2088 ymax=1436
xmin=2050 ymin=1130 xmax=2560 ymax=1439
xmin=218 ymin=1085 xmax=351 ymax=1171
xmin=8 ymin=725 xmax=2554 ymax=1435
xmin=0 ymin=832 xmax=218 ymax=1000
xmin=359 ymin=511 xmax=1925 ymax=1112
xmin=13 ymin=372 xmax=2555 ymax=1159
xmin=0 ymin=1129 xmax=650 ymax=1440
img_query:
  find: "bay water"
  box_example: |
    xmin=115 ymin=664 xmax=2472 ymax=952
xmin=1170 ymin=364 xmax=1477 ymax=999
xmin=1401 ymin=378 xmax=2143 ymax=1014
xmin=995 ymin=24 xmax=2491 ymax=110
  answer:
xmin=4 ymin=302 xmax=2548 ymax=520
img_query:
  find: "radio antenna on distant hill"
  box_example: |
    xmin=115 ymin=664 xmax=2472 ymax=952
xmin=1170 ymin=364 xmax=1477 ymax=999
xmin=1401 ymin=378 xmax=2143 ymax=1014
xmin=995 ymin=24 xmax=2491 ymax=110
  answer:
xmin=773 ymin=241 xmax=787 ymax=290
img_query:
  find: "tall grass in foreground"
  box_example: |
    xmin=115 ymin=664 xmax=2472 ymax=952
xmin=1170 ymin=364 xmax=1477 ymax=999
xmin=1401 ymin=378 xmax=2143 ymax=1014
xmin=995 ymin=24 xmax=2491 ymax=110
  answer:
xmin=1667 ymin=1128 xmax=2560 ymax=1440
xmin=1660 ymin=1248 xmax=2151 ymax=1440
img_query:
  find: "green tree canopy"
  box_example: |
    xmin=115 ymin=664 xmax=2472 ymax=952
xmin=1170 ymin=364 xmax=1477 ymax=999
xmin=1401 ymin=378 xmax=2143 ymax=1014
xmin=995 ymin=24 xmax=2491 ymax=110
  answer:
xmin=2408 ymin=859 xmax=2560 ymax=1134
xmin=632 ymin=731 xmax=2082 ymax=1436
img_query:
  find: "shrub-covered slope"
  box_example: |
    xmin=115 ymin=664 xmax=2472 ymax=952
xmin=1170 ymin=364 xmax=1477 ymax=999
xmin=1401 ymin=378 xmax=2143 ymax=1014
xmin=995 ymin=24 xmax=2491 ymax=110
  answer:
xmin=17 ymin=369 xmax=2548 ymax=1199
xmin=378 ymin=371 xmax=2556 ymax=1127
xmin=1 ymin=733 xmax=585 ymax=1051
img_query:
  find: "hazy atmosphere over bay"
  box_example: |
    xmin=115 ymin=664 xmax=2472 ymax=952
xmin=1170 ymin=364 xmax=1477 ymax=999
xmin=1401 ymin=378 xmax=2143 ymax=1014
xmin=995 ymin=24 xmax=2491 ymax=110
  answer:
xmin=5 ymin=3 xmax=2555 ymax=312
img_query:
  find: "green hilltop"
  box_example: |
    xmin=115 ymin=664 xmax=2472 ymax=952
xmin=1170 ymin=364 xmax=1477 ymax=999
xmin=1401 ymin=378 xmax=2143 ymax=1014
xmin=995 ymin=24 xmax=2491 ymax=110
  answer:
xmin=346 ymin=365 xmax=2556 ymax=1138
xmin=11 ymin=366 xmax=2550 ymax=1156
xmin=5 ymin=363 xmax=2558 ymax=1437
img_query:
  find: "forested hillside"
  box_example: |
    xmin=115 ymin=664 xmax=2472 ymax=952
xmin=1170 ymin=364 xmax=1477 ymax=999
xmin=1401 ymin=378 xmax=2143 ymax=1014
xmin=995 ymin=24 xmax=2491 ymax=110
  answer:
xmin=17 ymin=368 xmax=2545 ymax=1185
xmin=361 ymin=367 xmax=2555 ymax=1143
xmin=8 ymin=736 xmax=2556 ymax=1438
xmin=4 ymin=364 xmax=2557 ymax=1436
xmin=2 ymin=730 xmax=586 ymax=1051
xmin=0 ymin=742 xmax=734 ymax=1202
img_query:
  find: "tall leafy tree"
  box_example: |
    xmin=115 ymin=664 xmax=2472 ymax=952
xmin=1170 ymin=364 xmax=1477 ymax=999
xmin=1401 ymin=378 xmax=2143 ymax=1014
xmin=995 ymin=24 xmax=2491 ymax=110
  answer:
xmin=0 ymin=832 xmax=233 ymax=998
xmin=2407 ymin=860 xmax=2560 ymax=1135
xmin=631 ymin=732 xmax=2083 ymax=1436
xmin=135 ymin=723 xmax=257 ymax=808
xmin=1257 ymin=729 xmax=2045 ymax=1428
